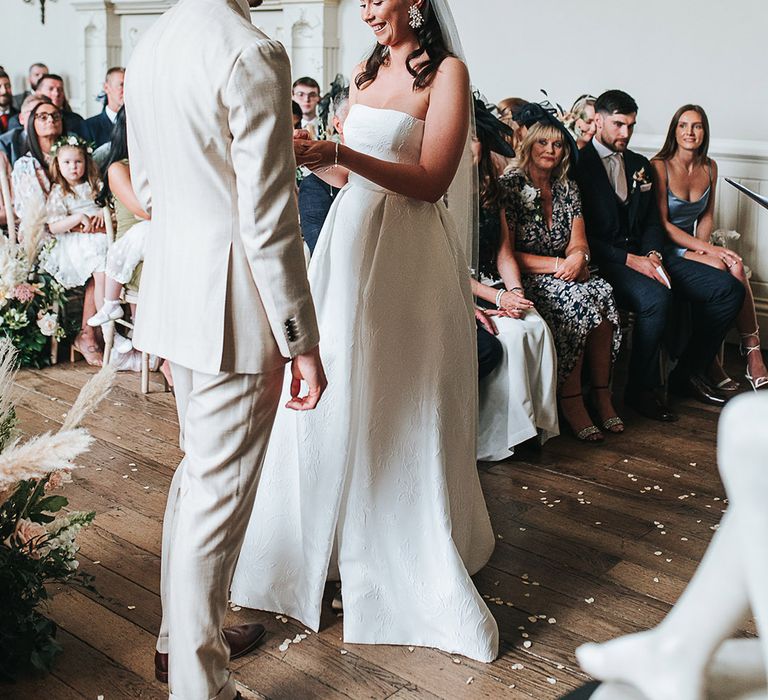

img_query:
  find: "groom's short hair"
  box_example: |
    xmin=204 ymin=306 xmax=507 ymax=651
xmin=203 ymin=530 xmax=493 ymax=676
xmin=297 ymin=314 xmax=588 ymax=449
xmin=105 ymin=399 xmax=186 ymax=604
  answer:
xmin=595 ymin=90 xmax=638 ymax=116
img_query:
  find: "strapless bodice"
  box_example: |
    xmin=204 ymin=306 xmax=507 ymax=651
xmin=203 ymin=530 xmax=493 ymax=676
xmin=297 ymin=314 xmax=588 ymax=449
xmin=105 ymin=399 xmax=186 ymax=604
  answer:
xmin=343 ymin=104 xmax=425 ymax=193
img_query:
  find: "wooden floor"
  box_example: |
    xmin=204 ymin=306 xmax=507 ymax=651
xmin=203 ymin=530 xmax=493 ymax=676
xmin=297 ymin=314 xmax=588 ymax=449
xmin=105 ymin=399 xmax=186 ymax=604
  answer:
xmin=5 ymin=354 xmax=754 ymax=700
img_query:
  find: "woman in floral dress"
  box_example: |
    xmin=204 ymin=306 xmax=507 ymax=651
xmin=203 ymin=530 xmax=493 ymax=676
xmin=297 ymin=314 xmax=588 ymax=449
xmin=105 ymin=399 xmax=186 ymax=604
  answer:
xmin=499 ymin=115 xmax=622 ymax=442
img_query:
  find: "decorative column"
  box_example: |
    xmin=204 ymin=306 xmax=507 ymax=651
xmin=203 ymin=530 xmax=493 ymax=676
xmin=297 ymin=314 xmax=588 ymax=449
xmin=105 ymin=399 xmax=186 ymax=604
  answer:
xmin=272 ymin=0 xmax=341 ymax=88
xmin=70 ymin=0 xmax=122 ymax=117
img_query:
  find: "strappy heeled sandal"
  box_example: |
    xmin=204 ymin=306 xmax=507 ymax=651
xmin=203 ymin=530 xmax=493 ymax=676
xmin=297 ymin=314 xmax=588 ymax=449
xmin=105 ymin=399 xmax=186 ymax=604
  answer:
xmin=70 ymin=335 xmax=103 ymax=367
xmin=741 ymin=330 xmax=768 ymax=391
xmin=560 ymin=393 xmax=604 ymax=442
xmin=590 ymin=385 xmax=625 ymax=433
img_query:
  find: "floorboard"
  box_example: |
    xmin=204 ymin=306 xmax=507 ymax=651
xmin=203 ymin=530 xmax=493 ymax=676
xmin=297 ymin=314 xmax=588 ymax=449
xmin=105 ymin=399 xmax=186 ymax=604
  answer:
xmin=3 ymin=350 xmax=755 ymax=699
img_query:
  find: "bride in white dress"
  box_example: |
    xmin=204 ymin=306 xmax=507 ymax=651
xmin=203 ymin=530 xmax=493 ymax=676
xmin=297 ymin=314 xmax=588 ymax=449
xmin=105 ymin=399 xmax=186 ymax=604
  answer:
xmin=230 ymin=0 xmax=499 ymax=663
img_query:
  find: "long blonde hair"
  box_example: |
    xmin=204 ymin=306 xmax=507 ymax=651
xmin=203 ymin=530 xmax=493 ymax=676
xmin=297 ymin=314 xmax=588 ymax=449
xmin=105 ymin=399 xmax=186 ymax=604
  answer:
xmin=516 ymin=122 xmax=572 ymax=185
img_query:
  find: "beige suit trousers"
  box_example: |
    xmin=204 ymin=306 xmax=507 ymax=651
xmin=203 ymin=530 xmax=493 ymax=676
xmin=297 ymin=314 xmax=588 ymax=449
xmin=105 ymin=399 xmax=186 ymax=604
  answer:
xmin=157 ymin=363 xmax=284 ymax=699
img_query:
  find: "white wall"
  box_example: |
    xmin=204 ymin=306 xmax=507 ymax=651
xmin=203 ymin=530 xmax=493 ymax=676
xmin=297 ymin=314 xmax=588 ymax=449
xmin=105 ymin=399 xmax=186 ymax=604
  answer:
xmin=5 ymin=0 xmax=768 ymax=330
xmin=2 ymin=0 xmax=94 ymax=115
xmin=337 ymin=0 xmax=768 ymax=144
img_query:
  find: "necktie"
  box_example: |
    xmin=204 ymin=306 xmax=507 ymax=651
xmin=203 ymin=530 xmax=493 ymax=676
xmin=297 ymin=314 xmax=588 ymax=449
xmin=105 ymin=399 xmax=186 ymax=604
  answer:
xmin=0 ymin=114 xmax=8 ymax=132
xmin=609 ymin=152 xmax=628 ymax=202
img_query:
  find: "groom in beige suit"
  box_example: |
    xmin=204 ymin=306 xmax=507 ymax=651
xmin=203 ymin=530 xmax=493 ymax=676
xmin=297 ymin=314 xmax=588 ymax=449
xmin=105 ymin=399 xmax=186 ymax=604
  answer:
xmin=125 ymin=0 xmax=325 ymax=697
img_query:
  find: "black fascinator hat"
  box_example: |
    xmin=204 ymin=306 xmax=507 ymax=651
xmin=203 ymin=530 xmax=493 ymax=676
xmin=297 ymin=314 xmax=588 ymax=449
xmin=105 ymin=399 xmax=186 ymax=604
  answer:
xmin=512 ymin=101 xmax=579 ymax=164
xmin=473 ymin=95 xmax=515 ymax=158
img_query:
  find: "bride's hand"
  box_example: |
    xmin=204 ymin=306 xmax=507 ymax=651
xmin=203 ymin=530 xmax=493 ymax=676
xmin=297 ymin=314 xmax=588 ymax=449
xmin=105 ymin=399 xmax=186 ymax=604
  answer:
xmin=294 ymin=140 xmax=336 ymax=170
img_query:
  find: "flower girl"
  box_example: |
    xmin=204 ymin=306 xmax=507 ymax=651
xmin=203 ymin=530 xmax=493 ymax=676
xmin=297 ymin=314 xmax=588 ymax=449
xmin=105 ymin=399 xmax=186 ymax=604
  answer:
xmin=43 ymin=136 xmax=108 ymax=297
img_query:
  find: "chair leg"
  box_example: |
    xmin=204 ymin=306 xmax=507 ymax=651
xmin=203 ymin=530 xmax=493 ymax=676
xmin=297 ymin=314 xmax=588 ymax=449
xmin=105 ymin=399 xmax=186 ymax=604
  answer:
xmin=141 ymin=352 xmax=150 ymax=394
xmin=50 ymin=301 xmax=59 ymax=365
xmin=103 ymin=321 xmax=115 ymax=367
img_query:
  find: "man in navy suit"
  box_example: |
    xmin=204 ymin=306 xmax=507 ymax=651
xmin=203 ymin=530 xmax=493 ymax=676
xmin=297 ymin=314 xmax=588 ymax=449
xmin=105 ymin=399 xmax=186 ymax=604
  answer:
xmin=576 ymin=90 xmax=743 ymax=421
xmin=35 ymin=74 xmax=91 ymax=140
xmin=85 ymin=67 xmax=125 ymax=148
xmin=0 ymin=71 xmax=19 ymax=134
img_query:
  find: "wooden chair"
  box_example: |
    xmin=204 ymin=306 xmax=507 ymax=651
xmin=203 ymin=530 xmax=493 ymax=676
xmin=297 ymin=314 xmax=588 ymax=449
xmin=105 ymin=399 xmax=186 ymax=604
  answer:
xmin=0 ymin=163 xmax=58 ymax=365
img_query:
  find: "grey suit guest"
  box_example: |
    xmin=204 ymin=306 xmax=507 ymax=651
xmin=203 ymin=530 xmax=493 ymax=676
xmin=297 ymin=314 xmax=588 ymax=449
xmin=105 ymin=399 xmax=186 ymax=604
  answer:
xmin=125 ymin=0 xmax=326 ymax=697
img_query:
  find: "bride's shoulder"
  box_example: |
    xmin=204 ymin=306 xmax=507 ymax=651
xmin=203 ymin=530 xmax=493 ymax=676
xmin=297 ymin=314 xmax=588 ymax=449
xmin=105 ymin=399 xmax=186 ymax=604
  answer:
xmin=433 ymin=56 xmax=468 ymax=82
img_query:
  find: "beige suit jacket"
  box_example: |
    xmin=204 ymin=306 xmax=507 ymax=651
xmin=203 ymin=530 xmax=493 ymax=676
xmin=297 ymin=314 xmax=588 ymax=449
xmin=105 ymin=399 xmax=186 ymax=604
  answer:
xmin=125 ymin=0 xmax=318 ymax=374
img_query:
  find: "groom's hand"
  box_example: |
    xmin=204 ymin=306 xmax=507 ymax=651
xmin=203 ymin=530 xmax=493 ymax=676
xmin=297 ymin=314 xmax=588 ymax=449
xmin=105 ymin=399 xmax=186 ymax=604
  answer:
xmin=286 ymin=345 xmax=327 ymax=411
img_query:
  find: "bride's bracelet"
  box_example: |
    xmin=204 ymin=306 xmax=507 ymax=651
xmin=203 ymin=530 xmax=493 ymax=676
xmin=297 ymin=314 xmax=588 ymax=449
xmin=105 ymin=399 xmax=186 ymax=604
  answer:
xmin=334 ymin=141 xmax=340 ymax=168
xmin=554 ymin=257 xmax=561 ymax=272
xmin=495 ymin=288 xmax=507 ymax=308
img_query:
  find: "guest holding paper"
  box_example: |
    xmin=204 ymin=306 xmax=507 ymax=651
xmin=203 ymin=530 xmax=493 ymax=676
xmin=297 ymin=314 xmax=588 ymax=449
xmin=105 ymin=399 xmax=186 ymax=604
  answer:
xmin=651 ymin=104 xmax=768 ymax=391
xmin=576 ymin=91 xmax=744 ymax=420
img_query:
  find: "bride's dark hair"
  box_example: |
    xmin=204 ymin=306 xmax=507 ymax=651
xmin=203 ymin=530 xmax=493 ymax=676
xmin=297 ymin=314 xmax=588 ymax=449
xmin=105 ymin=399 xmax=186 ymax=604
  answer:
xmin=355 ymin=1 xmax=454 ymax=92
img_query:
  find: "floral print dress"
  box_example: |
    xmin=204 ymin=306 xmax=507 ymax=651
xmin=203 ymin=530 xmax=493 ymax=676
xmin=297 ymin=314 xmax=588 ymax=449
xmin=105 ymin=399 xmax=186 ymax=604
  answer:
xmin=501 ymin=170 xmax=621 ymax=387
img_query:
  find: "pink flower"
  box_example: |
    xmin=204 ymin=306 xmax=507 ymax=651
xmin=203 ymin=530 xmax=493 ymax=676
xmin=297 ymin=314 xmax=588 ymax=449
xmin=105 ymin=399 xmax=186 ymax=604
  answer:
xmin=11 ymin=283 xmax=38 ymax=303
xmin=13 ymin=518 xmax=49 ymax=555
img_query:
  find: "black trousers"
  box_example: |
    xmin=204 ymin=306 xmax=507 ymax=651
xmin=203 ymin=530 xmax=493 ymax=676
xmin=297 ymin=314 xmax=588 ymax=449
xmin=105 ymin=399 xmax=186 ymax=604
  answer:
xmin=477 ymin=322 xmax=503 ymax=380
xmin=600 ymin=254 xmax=744 ymax=393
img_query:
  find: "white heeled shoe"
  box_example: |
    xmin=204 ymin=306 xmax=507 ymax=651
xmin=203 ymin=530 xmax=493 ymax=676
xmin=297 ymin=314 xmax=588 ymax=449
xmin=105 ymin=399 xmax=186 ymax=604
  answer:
xmin=741 ymin=331 xmax=768 ymax=391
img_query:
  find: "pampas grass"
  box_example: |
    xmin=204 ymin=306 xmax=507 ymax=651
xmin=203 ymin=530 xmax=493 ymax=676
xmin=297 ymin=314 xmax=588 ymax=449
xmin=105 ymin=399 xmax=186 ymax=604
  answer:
xmin=18 ymin=197 xmax=48 ymax=267
xmin=61 ymin=365 xmax=116 ymax=432
xmin=0 ymin=429 xmax=94 ymax=488
xmin=0 ymin=337 xmax=19 ymax=438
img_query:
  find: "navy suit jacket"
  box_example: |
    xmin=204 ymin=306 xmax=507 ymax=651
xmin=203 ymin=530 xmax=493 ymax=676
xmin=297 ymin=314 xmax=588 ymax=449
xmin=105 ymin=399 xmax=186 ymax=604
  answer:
xmin=575 ymin=141 xmax=666 ymax=266
xmin=84 ymin=110 xmax=114 ymax=148
xmin=1 ymin=107 xmax=20 ymax=134
xmin=63 ymin=111 xmax=91 ymax=141
xmin=0 ymin=127 xmax=28 ymax=165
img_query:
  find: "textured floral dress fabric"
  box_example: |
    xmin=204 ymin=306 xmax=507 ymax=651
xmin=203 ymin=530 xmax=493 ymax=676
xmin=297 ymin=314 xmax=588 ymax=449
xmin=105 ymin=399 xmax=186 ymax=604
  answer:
xmin=43 ymin=182 xmax=107 ymax=288
xmin=501 ymin=171 xmax=621 ymax=386
xmin=231 ymin=104 xmax=499 ymax=662
xmin=11 ymin=154 xmax=51 ymax=222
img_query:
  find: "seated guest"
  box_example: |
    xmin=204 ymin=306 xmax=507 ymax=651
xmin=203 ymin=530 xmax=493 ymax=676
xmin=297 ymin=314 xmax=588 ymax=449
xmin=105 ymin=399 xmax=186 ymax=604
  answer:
xmin=576 ymin=90 xmax=744 ymax=419
xmin=651 ymin=105 xmax=768 ymax=391
xmin=11 ymin=101 xmax=62 ymax=221
xmin=35 ymin=74 xmax=90 ymax=140
xmin=502 ymin=104 xmax=623 ymax=442
xmin=567 ymin=94 xmax=597 ymax=150
xmin=472 ymin=98 xmax=559 ymax=459
xmin=292 ymin=76 xmax=321 ymax=137
xmin=291 ymin=100 xmax=303 ymax=129
xmin=497 ymin=96 xmax=529 ymax=158
xmin=1 ymin=94 xmax=49 ymax=166
xmin=93 ymin=108 xmax=169 ymax=381
xmin=0 ymin=151 xmax=10 ymax=229
xmin=0 ymin=71 xmax=19 ymax=134
xmin=12 ymin=101 xmax=102 ymax=365
xmin=298 ymin=88 xmax=349 ymax=255
xmin=12 ymin=62 xmax=48 ymax=111
xmin=85 ymin=67 xmax=125 ymax=148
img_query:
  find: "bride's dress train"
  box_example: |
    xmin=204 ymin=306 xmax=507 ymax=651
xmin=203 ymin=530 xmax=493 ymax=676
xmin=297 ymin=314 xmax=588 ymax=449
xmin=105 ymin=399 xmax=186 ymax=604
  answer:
xmin=230 ymin=104 xmax=499 ymax=662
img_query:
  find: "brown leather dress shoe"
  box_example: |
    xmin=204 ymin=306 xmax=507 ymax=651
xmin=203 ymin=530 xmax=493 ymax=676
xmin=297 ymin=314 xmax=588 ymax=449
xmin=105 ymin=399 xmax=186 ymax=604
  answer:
xmin=154 ymin=623 xmax=266 ymax=683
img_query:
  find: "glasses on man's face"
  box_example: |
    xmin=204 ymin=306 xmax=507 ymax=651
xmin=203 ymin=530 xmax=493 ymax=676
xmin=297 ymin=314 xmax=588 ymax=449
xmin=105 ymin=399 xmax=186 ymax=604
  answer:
xmin=294 ymin=91 xmax=319 ymax=100
xmin=35 ymin=112 xmax=62 ymax=123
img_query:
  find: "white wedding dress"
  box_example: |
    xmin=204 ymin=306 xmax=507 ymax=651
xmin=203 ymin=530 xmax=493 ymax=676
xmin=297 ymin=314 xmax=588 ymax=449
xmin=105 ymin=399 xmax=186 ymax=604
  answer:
xmin=230 ymin=104 xmax=499 ymax=662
